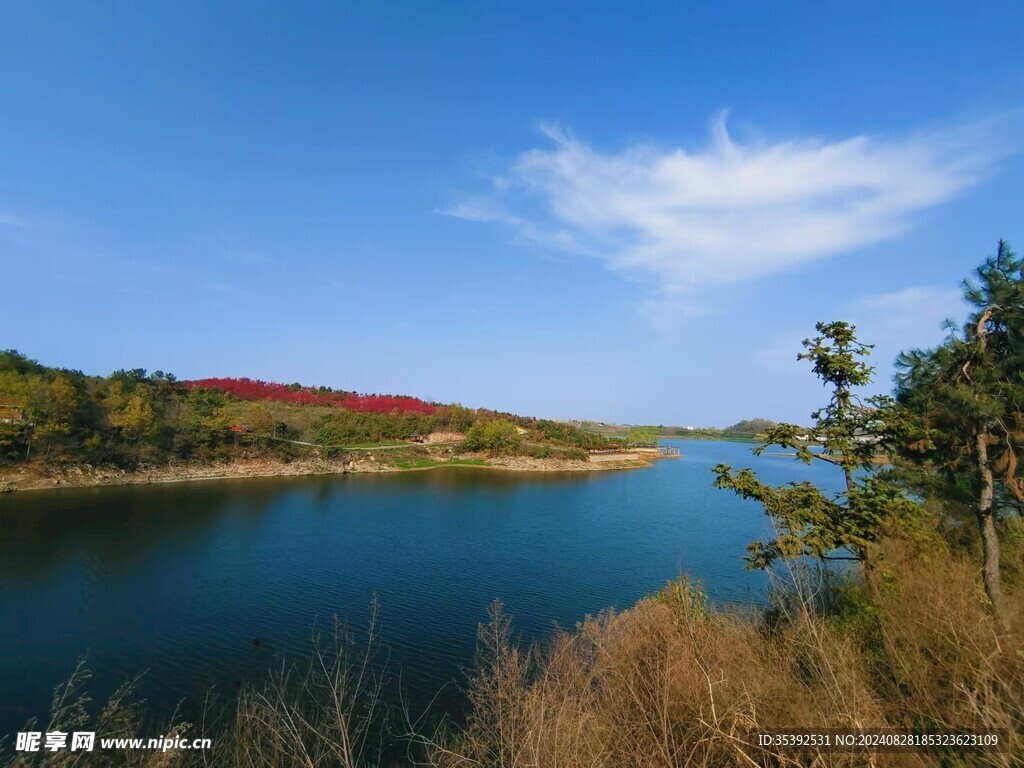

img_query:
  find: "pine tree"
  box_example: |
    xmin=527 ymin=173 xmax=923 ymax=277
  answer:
xmin=895 ymin=240 xmax=1024 ymax=625
xmin=714 ymin=321 xmax=919 ymax=568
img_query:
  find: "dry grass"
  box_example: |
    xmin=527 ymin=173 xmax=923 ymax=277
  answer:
xmin=422 ymin=545 xmax=1023 ymax=768
xmin=869 ymin=539 xmax=1024 ymax=763
xmin=5 ymin=661 xmax=192 ymax=768
xmin=198 ymin=606 xmax=388 ymax=768
xmin=4 ymin=607 xmax=389 ymax=768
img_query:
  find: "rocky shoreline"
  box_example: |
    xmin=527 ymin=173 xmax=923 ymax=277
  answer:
xmin=0 ymin=451 xmax=655 ymax=494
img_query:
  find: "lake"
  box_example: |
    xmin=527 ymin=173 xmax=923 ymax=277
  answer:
xmin=0 ymin=438 xmax=845 ymax=737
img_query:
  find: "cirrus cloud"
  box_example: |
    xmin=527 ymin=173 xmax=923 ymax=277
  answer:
xmin=0 ymin=211 xmax=32 ymax=229
xmin=444 ymin=113 xmax=1011 ymax=316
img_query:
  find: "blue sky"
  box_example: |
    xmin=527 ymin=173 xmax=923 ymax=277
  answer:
xmin=3 ymin=1 xmax=1022 ymax=425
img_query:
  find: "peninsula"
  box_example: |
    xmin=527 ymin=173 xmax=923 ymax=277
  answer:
xmin=0 ymin=350 xmax=663 ymax=492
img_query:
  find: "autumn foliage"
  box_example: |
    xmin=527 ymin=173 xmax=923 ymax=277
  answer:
xmin=184 ymin=377 xmax=437 ymax=414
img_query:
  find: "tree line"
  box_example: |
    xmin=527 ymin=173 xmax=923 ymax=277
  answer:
xmin=0 ymin=356 xmax=616 ymax=469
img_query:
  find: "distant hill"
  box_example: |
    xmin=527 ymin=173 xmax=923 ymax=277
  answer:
xmin=722 ymin=418 xmax=776 ymax=436
xmin=585 ymin=419 xmax=780 ymax=442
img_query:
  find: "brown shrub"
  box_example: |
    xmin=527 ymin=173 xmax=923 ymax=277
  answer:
xmin=871 ymin=539 xmax=1024 ymax=761
xmin=426 ymin=553 xmax=1022 ymax=768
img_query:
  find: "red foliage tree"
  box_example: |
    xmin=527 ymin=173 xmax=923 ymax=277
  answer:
xmin=184 ymin=377 xmax=436 ymax=414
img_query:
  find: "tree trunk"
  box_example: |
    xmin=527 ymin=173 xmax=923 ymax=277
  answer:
xmin=976 ymin=430 xmax=1007 ymax=627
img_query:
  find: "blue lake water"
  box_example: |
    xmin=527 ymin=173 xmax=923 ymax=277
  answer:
xmin=0 ymin=438 xmax=845 ymax=737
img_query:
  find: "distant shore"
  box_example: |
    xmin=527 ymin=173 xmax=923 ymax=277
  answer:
xmin=0 ymin=450 xmax=658 ymax=494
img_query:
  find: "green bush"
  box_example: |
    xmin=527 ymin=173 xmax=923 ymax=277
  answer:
xmin=462 ymin=419 xmax=522 ymax=455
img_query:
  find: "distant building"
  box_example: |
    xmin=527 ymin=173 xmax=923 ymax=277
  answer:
xmin=0 ymin=405 xmax=25 ymax=425
xmin=230 ymin=424 xmax=253 ymax=434
xmin=852 ymin=428 xmax=880 ymax=444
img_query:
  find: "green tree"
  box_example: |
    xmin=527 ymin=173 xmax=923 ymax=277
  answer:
xmin=109 ymin=392 xmax=158 ymax=445
xmin=713 ymin=322 xmax=918 ymax=568
xmin=722 ymin=418 xmax=776 ymax=437
xmin=762 ymin=322 xmax=889 ymax=492
xmin=180 ymin=388 xmax=231 ymax=453
xmin=485 ymin=420 xmax=522 ymax=454
xmin=894 ymin=240 xmax=1024 ymax=624
xmin=0 ymin=421 xmax=26 ymax=464
xmin=627 ymin=427 xmax=658 ymax=447
xmin=149 ymin=370 xmax=185 ymax=423
xmin=32 ymin=374 xmax=85 ymax=459
xmin=248 ymin=402 xmax=275 ymax=443
xmin=463 ymin=419 xmax=522 ymax=455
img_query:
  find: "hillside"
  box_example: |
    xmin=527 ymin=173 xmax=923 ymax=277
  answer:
xmin=183 ymin=377 xmax=437 ymax=413
xmin=0 ymin=350 xmax=633 ymax=484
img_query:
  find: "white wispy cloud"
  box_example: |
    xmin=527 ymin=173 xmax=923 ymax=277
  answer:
xmin=850 ymin=285 xmax=964 ymax=330
xmin=444 ymin=113 xmax=1009 ymax=315
xmin=756 ymin=285 xmax=966 ymax=377
xmin=847 ymin=285 xmax=966 ymax=357
xmin=0 ymin=212 xmax=32 ymax=229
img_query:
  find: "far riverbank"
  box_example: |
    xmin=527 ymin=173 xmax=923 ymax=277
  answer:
xmin=0 ymin=449 xmax=660 ymax=494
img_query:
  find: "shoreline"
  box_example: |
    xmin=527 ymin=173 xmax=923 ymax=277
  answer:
xmin=0 ymin=452 xmax=656 ymax=494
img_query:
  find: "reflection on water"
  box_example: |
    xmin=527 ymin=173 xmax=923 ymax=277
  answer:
xmin=0 ymin=440 xmax=845 ymax=734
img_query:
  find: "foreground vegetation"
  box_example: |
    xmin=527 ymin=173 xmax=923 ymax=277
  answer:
xmin=4 ymin=242 xmax=1022 ymax=766
xmin=429 ymin=546 xmax=1021 ymax=768
xmin=8 ymin=541 xmax=1020 ymax=767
